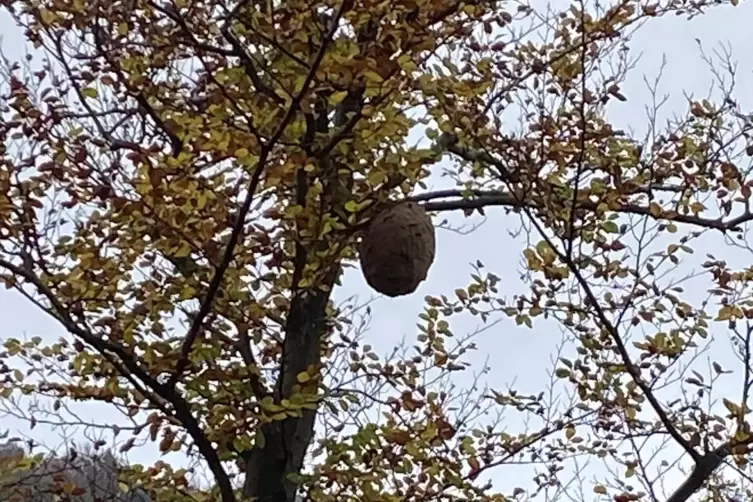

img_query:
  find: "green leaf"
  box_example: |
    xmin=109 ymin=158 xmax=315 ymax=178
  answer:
xmin=344 ymin=200 xmax=359 ymax=212
xmin=254 ymin=430 xmax=265 ymax=449
xmin=329 ymin=91 xmax=348 ymax=105
xmin=555 ymin=368 xmax=571 ymax=378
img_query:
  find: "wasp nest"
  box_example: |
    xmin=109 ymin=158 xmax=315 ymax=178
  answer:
xmin=359 ymin=202 xmax=436 ymax=297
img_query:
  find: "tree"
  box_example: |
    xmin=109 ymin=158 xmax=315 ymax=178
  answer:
xmin=1 ymin=0 xmax=753 ymax=500
xmin=0 ymin=439 xmax=152 ymax=502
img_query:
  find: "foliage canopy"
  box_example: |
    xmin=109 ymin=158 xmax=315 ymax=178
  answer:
xmin=2 ymin=0 xmax=753 ymax=501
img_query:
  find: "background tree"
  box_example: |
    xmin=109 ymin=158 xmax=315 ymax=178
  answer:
xmin=0 ymin=438 xmax=152 ymax=502
xmin=2 ymin=0 xmax=753 ymax=501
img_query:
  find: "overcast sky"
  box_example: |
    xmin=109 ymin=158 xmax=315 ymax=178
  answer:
xmin=2 ymin=1 xmax=753 ymax=498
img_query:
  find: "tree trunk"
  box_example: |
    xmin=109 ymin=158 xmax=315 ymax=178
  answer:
xmin=242 ymin=282 xmax=333 ymax=502
xmin=242 ymin=33 xmax=368 ymax=498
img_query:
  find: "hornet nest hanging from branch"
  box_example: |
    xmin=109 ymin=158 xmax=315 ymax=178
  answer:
xmin=358 ymin=201 xmax=436 ymax=297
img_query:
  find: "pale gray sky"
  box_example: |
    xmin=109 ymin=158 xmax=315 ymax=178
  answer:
xmin=2 ymin=1 xmax=753 ymax=499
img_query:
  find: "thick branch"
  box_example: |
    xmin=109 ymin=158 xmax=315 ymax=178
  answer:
xmin=0 ymin=258 xmax=236 ymax=502
xmin=433 ymin=133 xmax=520 ymax=182
xmin=665 ymin=444 xmax=730 ymax=502
xmin=425 ymin=135 xmax=752 ymax=502
xmin=500 ymin=191 xmax=702 ymax=460
xmin=222 ymin=25 xmax=286 ymax=105
xmin=48 ymin=34 xmax=143 ymax=153
xmin=168 ymin=2 xmax=341 ymax=388
xmin=241 ymin=5 xmax=365 ymax=502
xmin=410 ymin=189 xmax=753 ymax=233
xmin=567 ymin=264 xmax=701 ymax=461
xmin=89 ymin=27 xmax=183 ymax=157
xmin=167 ymin=150 xmax=266 ymax=387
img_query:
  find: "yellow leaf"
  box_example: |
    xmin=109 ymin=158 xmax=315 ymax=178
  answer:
xmin=367 ymin=169 xmax=387 ymax=186
xmin=593 ymin=485 xmax=607 ymax=494
xmin=329 ymin=91 xmax=348 ymax=105
xmin=723 ymin=398 xmax=740 ymax=414
xmin=39 ymin=8 xmax=58 ymax=24
xmin=173 ymin=242 xmax=191 ymax=258
xmin=363 ymin=70 xmax=384 ymax=83
xmin=565 ymin=425 xmax=575 ymax=439
xmin=195 ymin=194 xmax=207 ymax=210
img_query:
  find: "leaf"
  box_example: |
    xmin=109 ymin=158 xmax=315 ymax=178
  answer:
xmin=81 ymin=87 xmax=98 ymax=99
xmin=555 ymin=368 xmax=571 ymax=378
xmin=565 ymin=425 xmax=575 ymax=439
xmin=723 ymin=398 xmax=740 ymax=415
xmin=172 ymin=242 xmax=192 ymax=258
xmin=593 ymin=485 xmax=607 ymax=494
xmin=329 ymin=91 xmax=348 ymax=105
xmin=39 ymin=8 xmax=58 ymax=24
xmin=159 ymin=435 xmax=174 ymax=452
xmin=255 ymin=430 xmax=266 ymax=449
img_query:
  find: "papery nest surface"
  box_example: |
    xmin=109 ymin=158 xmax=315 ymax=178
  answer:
xmin=359 ymin=202 xmax=436 ymax=297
